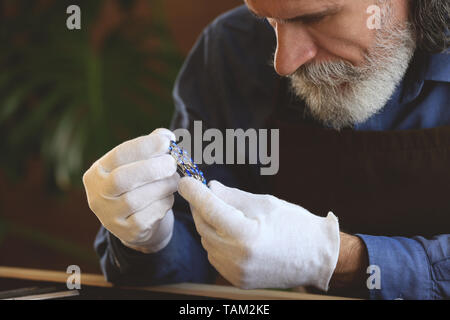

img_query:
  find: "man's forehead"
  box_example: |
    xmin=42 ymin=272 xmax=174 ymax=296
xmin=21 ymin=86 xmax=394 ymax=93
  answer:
xmin=245 ymin=0 xmax=342 ymax=20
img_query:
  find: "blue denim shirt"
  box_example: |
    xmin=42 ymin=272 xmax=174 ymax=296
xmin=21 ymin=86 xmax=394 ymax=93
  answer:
xmin=94 ymin=6 xmax=450 ymax=299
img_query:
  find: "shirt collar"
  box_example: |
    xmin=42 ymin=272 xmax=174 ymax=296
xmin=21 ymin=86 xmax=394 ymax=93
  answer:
xmin=400 ymin=49 xmax=449 ymax=104
xmin=422 ymin=50 xmax=450 ymax=82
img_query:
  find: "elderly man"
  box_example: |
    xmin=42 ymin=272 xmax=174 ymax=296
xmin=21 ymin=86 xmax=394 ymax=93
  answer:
xmin=83 ymin=0 xmax=449 ymax=299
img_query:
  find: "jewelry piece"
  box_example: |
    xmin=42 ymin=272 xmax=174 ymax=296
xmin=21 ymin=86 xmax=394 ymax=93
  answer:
xmin=169 ymin=140 xmax=207 ymax=185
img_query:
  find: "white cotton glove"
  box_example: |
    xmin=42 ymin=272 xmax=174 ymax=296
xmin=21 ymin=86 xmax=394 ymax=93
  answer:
xmin=83 ymin=128 xmax=179 ymax=254
xmin=178 ymin=177 xmax=340 ymax=291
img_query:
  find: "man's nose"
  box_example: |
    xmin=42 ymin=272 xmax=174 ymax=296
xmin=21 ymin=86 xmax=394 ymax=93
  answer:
xmin=273 ymin=23 xmax=318 ymax=76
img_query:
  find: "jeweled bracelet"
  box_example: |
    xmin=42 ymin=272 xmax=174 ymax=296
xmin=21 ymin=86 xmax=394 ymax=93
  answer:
xmin=169 ymin=140 xmax=207 ymax=185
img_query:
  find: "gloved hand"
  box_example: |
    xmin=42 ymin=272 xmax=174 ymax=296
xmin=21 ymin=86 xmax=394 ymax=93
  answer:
xmin=83 ymin=128 xmax=179 ymax=254
xmin=178 ymin=177 xmax=340 ymax=291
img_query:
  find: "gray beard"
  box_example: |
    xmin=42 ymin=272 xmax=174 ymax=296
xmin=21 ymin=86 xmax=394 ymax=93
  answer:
xmin=289 ymin=21 xmax=416 ymax=130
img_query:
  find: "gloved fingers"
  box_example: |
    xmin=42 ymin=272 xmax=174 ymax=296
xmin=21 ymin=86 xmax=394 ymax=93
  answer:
xmin=123 ymin=210 xmax=175 ymax=250
xmin=189 ymin=205 xmax=215 ymax=238
xmin=99 ymin=129 xmax=175 ymax=172
xmin=190 ymin=205 xmax=241 ymax=250
xmin=206 ymin=252 xmax=227 ymax=278
xmin=209 ymin=180 xmax=282 ymax=216
xmin=150 ymin=128 xmax=176 ymax=141
xmin=191 ymin=209 xmax=231 ymax=248
xmin=200 ymin=236 xmax=232 ymax=264
xmin=178 ymin=177 xmax=248 ymax=239
xmin=200 ymin=236 xmax=215 ymax=253
xmin=207 ymin=254 xmax=246 ymax=289
xmin=200 ymin=237 xmax=238 ymax=279
xmin=109 ymin=173 xmax=180 ymax=217
xmin=207 ymin=180 xmax=259 ymax=213
xmin=103 ymin=154 xmax=177 ymax=197
xmin=122 ymin=195 xmax=175 ymax=242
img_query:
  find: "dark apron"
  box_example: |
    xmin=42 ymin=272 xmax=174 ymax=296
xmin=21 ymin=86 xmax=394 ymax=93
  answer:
xmin=269 ymin=110 xmax=450 ymax=238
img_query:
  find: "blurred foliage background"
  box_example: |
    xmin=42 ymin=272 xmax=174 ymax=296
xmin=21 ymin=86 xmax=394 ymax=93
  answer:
xmin=0 ymin=0 xmax=241 ymax=274
xmin=0 ymin=0 xmax=183 ymax=190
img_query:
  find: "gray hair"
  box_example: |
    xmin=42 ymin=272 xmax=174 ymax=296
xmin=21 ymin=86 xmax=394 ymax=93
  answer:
xmin=409 ymin=0 xmax=449 ymax=53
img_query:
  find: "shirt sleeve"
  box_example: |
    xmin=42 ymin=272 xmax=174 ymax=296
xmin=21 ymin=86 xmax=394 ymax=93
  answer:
xmin=356 ymin=234 xmax=450 ymax=299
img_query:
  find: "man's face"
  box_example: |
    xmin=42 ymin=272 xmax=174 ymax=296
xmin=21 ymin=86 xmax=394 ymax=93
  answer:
xmin=246 ymin=0 xmax=416 ymax=129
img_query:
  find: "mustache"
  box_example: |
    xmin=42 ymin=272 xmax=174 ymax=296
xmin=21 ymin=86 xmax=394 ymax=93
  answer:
xmin=290 ymin=59 xmax=370 ymax=87
xmin=289 ymin=21 xmax=416 ymax=88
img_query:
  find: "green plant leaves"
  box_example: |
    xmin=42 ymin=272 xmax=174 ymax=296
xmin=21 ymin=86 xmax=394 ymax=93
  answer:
xmin=0 ymin=0 xmax=184 ymax=190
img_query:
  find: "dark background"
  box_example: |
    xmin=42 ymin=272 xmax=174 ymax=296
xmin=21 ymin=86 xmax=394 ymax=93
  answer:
xmin=0 ymin=0 xmax=242 ymax=274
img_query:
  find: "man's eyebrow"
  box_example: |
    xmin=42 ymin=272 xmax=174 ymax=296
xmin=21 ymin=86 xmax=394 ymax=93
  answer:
xmin=248 ymin=5 xmax=342 ymax=24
